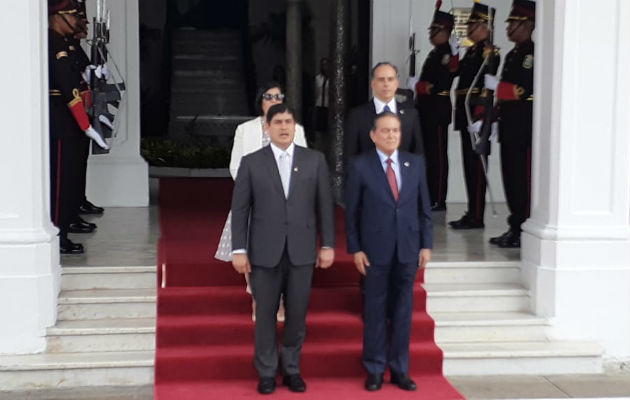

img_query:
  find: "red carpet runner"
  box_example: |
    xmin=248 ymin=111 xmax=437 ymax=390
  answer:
xmin=155 ymin=178 xmax=464 ymax=399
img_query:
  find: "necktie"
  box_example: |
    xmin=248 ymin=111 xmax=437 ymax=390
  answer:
xmin=279 ymin=152 xmax=291 ymax=198
xmin=383 ymin=104 xmax=391 ymax=113
xmin=386 ymin=158 xmax=399 ymax=201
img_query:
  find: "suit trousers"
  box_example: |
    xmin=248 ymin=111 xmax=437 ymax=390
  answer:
xmin=459 ymin=129 xmax=487 ymax=221
xmin=250 ymin=247 xmax=314 ymax=378
xmin=363 ymin=252 xmax=418 ymax=376
xmin=500 ymin=140 xmax=532 ymax=232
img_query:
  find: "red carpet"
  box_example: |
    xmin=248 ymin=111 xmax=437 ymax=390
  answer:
xmin=154 ymin=178 xmax=463 ymax=399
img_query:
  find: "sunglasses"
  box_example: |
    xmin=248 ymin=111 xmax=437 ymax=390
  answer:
xmin=262 ymin=93 xmax=285 ymax=101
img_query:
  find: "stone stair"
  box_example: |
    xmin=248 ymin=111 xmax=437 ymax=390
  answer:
xmin=168 ymin=28 xmax=251 ymax=141
xmin=0 ymin=260 xmax=604 ymax=389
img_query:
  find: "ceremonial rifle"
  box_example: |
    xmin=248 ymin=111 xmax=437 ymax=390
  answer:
xmin=88 ymin=0 xmax=126 ymax=154
xmin=464 ymin=6 xmax=499 ymax=216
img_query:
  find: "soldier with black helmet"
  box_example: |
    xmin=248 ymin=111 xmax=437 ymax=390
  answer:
xmin=415 ymin=2 xmax=459 ymax=212
xmin=484 ymin=0 xmax=536 ymax=248
xmin=449 ymin=1 xmax=501 ymax=230
xmin=48 ymin=0 xmax=108 ymax=254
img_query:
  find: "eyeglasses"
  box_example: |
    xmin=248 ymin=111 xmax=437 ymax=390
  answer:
xmin=262 ymin=93 xmax=285 ymax=101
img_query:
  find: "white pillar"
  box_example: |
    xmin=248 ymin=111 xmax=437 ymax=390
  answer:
xmin=522 ymin=0 xmax=630 ymax=359
xmin=86 ymin=0 xmax=149 ymax=207
xmin=0 ymin=0 xmax=60 ymax=354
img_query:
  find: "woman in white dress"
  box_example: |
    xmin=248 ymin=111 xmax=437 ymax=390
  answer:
xmin=215 ymin=81 xmax=308 ymax=320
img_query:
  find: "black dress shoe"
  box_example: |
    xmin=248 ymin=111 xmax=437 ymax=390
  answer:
xmin=257 ymin=377 xmax=276 ymax=394
xmin=365 ymin=373 xmax=383 ymax=391
xmin=60 ymin=237 xmax=84 ymax=254
xmin=431 ymin=202 xmax=447 ymax=211
xmin=489 ymin=230 xmax=512 ymax=245
xmin=449 ymin=214 xmax=484 ymax=230
xmin=75 ymin=216 xmax=97 ymax=229
xmin=391 ymin=373 xmax=417 ymax=391
xmin=68 ymin=220 xmax=96 ymax=234
xmin=498 ymin=231 xmax=521 ymax=248
xmin=282 ymin=374 xmax=306 ymax=392
xmin=79 ymin=201 xmax=104 ymax=215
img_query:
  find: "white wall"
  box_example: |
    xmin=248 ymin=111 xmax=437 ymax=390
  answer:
xmin=372 ymin=0 xmax=516 ymax=204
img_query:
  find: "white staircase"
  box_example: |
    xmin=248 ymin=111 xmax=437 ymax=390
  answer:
xmin=0 ymin=261 xmax=604 ymax=389
xmin=425 ymin=261 xmax=604 ymax=376
xmin=0 ymin=266 xmax=156 ymax=389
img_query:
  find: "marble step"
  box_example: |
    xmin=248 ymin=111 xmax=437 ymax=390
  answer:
xmin=57 ymin=283 xmax=527 ymax=321
xmin=57 ymin=289 xmax=156 ymax=321
xmin=442 ymin=340 xmax=604 ymax=375
xmin=425 ymin=261 xmax=521 ymax=284
xmin=425 ymin=283 xmax=530 ymax=313
xmin=0 ymin=340 xmax=601 ymax=390
xmin=46 ymin=319 xmax=155 ymax=353
xmin=0 ymin=351 xmax=154 ymax=389
xmin=61 ymin=266 xmax=156 ymax=290
xmin=433 ymin=312 xmax=548 ymax=343
xmin=44 ymin=311 xmax=548 ymax=353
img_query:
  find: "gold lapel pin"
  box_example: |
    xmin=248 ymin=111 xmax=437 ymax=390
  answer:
xmin=404 ymin=161 xmax=410 ymax=167
xmin=294 ymin=167 xmax=299 ymax=172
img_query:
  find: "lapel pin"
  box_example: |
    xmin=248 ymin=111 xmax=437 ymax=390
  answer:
xmin=294 ymin=167 xmax=299 ymax=172
xmin=404 ymin=161 xmax=410 ymax=167
xmin=399 ymin=109 xmax=405 ymax=115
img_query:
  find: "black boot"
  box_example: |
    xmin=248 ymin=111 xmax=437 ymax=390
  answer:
xmin=60 ymin=237 xmax=84 ymax=254
xmin=498 ymin=230 xmax=521 ymax=248
xmin=68 ymin=217 xmax=96 ymax=233
xmin=79 ymin=200 xmax=104 ymax=215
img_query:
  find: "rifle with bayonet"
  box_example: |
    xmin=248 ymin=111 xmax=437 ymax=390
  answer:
xmin=87 ymin=0 xmax=126 ymax=154
xmin=464 ymin=6 xmax=500 ymax=216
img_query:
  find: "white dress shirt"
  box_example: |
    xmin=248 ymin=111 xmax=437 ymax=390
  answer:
xmin=269 ymin=141 xmax=295 ymax=199
xmin=376 ymin=148 xmax=401 ymax=191
xmin=373 ymin=97 xmax=397 ymax=114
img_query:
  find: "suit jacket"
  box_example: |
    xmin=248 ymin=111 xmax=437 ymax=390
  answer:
xmin=231 ymin=145 xmax=335 ymax=267
xmin=229 ymin=116 xmax=307 ymax=179
xmin=345 ymin=150 xmax=433 ymax=265
xmin=343 ymin=101 xmax=424 ymax=167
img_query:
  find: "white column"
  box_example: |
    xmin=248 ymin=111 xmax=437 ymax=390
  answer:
xmin=86 ymin=0 xmax=149 ymax=207
xmin=522 ymin=0 xmax=630 ymax=358
xmin=0 ymin=1 xmax=60 ymax=353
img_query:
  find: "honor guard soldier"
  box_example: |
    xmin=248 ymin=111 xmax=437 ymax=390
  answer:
xmin=483 ymin=0 xmax=535 ymax=248
xmin=449 ymin=1 xmax=501 ymax=229
xmin=415 ymin=2 xmax=459 ymax=211
xmin=48 ymin=0 xmax=108 ymax=254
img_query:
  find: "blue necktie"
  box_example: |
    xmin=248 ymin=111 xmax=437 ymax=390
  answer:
xmin=383 ymin=104 xmax=391 ymax=113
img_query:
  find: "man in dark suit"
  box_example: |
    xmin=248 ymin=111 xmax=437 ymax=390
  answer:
xmin=344 ymin=62 xmax=424 ymax=169
xmin=345 ymin=112 xmax=433 ymax=392
xmin=231 ymin=103 xmax=336 ymax=394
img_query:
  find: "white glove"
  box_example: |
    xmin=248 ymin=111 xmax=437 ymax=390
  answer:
xmin=82 ymin=65 xmax=97 ymax=82
xmin=490 ymin=121 xmax=499 ymax=141
xmin=407 ymin=76 xmax=420 ymax=91
xmin=85 ymin=125 xmax=110 ymax=150
xmin=94 ymin=65 xmax=111 ymax=81
xmin=98 ymin=114 xmax=114 ymax=130
xmin=484 ymin=74 xmax=499 ymax=91
xmin=449 ymin=36 xmax=460 ymax=56
xmin=467 ymin=120 xmax=483 ymax=136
